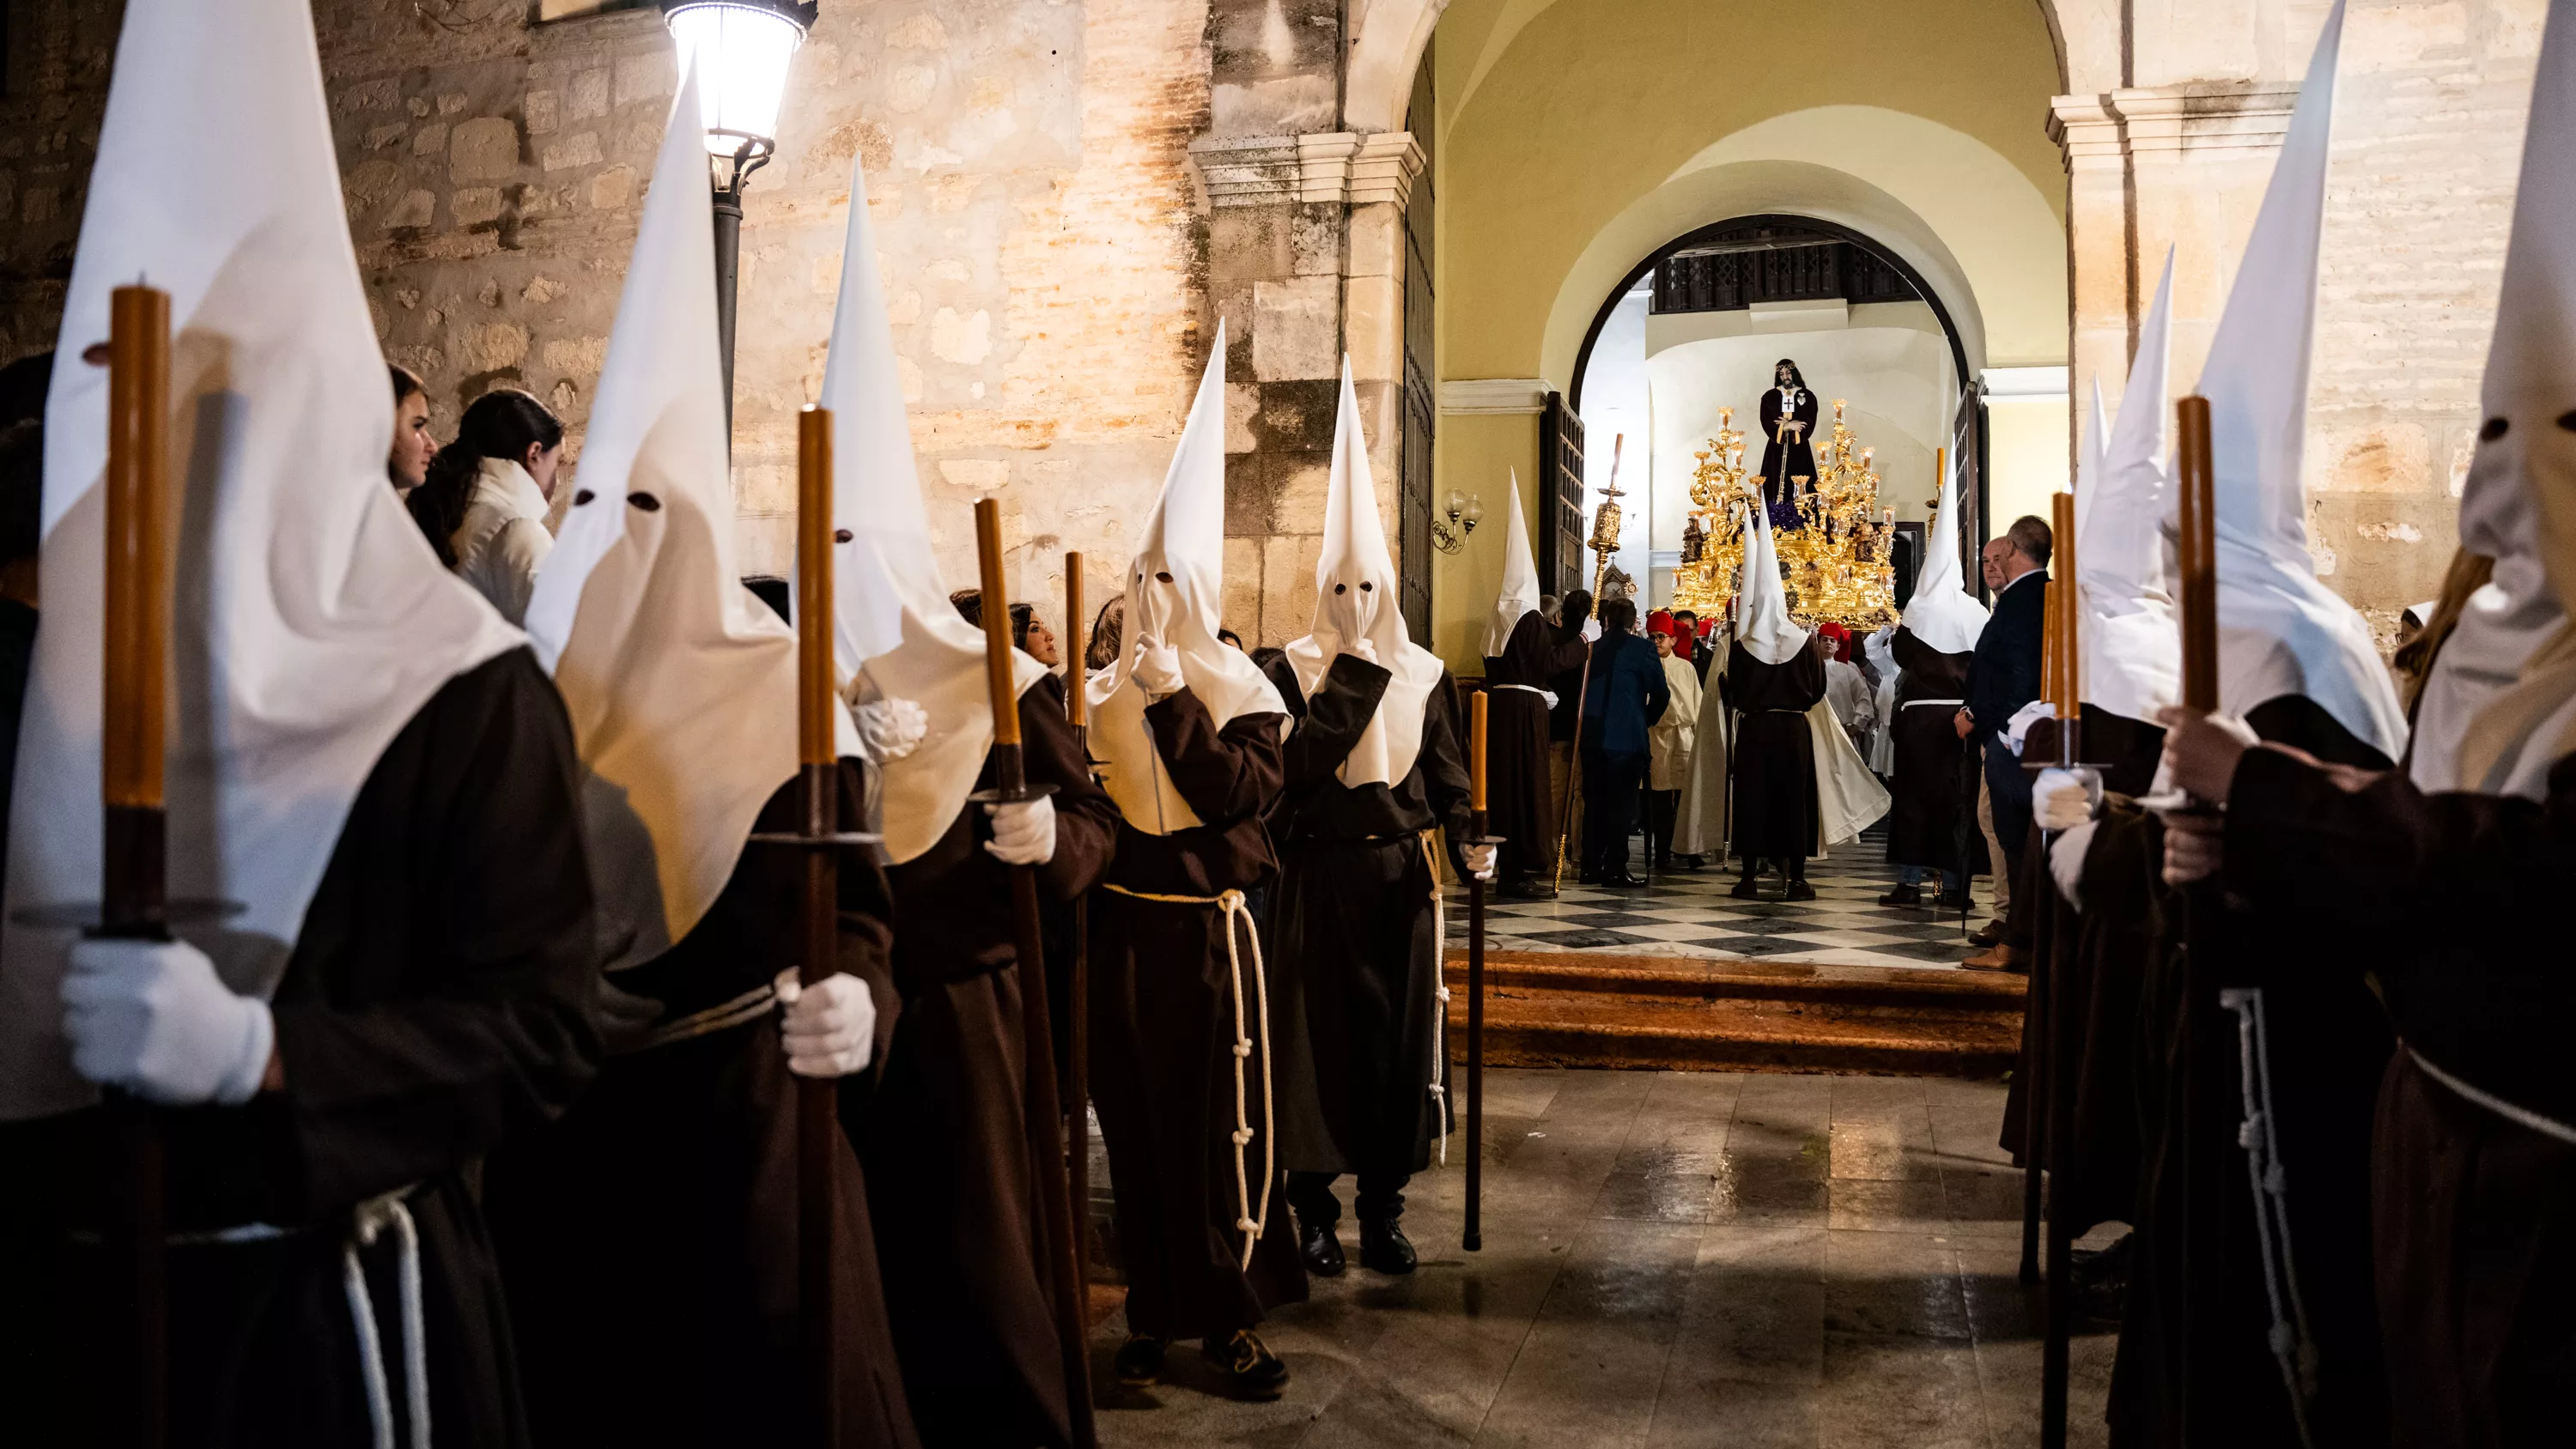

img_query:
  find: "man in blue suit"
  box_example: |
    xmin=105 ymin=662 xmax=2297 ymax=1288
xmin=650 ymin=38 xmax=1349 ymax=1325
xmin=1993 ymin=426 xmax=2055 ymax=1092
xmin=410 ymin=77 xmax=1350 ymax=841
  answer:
xmin=1954 ymin=516 xmax=2050 ymax=967
xmin=1578 ymin=596 xmax=1671 ymax=888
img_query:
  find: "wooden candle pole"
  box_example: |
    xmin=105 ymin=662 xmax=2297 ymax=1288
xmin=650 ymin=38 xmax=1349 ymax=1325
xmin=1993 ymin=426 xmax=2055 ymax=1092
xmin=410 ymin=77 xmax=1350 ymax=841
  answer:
xmin=970 ymin=500 xmax=1096 ymax=1448
xmin=2052 ymin=489 xmax=2079 ymax=767
xmin=1060 ymin=551 xmax=1091 ymax=1302
xmin=2175 ymin=398 xmax=2218 ymax=713
xmin=100 ymin=282 xmax=172 ymax=1449
xmin=1464 ymin=690 xmax=1490 ymax=1252
xmin=792 ymin=407 xmax=842 ymax=1446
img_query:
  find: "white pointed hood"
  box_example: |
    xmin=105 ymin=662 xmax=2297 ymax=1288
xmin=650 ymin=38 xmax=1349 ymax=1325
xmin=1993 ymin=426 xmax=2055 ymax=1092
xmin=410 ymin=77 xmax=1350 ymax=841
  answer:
xmin=1901 ymin=452 xmax=1989 ymax=654
xmin=524 ymin=67 xmax=849 ymax=967
xmin=0 ymin=0 xmax=524 ymax=1119
xmin=1735 ymin=498 xmax=1809 ymax=665
xmin=2183 ymin=1 xmax=2407 ymax=761
xmin=815 ymin=153 xmax=1043 ymax=863
xmin=1485 ymin=470 xmax=1541 ymax=658
xmin=1285 ymin=361 xmax=1446 ymax=786
xmin=2080 ymin=252 xmax=2183 ymax=724
xmin=1087 ymin=325 xmax=1285 ymax=833
xmin=2446 ymin=0 xmax=2576 ymax=797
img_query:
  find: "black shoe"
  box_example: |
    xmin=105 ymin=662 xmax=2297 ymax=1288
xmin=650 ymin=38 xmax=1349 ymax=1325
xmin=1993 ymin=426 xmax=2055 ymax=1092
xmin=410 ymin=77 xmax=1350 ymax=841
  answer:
xmin=1504 ymin=877 xmax=1558 ymax=900
xmin=1201 ymin=1330 xmax=1290 ymax=1398
xmin=1114 ymin=1334 xmax=1169 ymax=1387
xmin=1652 ymin=855 xmax=1676 ymax=870
xmin=1970 ymin=917 xmax=2008 ymax=948
xmin=1783 ymin=880 xmax=1816 ymax=902
xmin=1877 ymin=883 xmax=1923 ymax=907
xmin=1680 ymin=854 xmax=1705 ymax=870
xmin=1358 ymin=1216 xmax=1417 ymax=1275
xmin=1931 ymin=889 xmax=1974 ymax=912
xmin=1298 ymin=1219 xmax=1345 ymax=1277
xmin=1577 ymin=869 xmax=1600 ymax=885
xmin=1729 ymin=876 xmax=1762 ymax=900
xmin=1601 ymin=871 xmax=1649 ymax=888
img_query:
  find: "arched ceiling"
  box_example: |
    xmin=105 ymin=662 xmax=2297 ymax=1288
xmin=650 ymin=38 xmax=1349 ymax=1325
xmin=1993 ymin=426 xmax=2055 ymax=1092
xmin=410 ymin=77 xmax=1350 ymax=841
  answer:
xmin=1434 ymin=0 xmax=2069 ymax=389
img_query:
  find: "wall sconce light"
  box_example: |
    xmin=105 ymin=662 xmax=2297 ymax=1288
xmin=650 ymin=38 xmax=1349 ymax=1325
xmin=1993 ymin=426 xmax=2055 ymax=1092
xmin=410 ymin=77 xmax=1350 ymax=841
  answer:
xmin=1433 ymin=489 xmax=1483 ymax=555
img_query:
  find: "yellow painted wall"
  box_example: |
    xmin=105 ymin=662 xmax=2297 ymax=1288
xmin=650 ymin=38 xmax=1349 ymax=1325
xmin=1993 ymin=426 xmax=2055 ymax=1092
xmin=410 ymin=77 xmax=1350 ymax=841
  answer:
xmin=1987 ymin=395 xmax=2074 ymax=540
xmin=1431 ymin=410 xmax=1543 ymax=669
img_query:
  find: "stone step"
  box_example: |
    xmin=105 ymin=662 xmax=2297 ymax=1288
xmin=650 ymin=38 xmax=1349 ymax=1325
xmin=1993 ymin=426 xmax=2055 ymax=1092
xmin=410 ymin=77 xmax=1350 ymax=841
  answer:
xmin=1442 ymin=950 xmax=2025 ymax=1078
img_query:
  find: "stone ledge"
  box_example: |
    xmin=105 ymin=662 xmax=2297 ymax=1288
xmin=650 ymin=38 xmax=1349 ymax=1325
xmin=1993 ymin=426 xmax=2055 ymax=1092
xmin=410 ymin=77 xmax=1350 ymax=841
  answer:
xmin=1439 ymin=377 xmax=1550 ymax=415
xmin=1191 ymin=130 xmax=1425 ymax=209
xmin=2049 ymin=82 xmax=2303 ymax=170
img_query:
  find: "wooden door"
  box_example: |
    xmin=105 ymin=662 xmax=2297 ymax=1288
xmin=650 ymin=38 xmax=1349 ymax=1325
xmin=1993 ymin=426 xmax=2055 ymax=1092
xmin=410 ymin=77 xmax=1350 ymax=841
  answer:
xmin=1538 ymin=391 xmax=1587 ymax=598
xmin=1397 ymin=52 xmax=1437 ymax=642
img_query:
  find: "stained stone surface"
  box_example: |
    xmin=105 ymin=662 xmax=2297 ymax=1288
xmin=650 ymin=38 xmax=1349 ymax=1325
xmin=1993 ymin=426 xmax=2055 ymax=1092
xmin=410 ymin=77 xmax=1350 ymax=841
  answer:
xmin=1093 ymin=1069 xmax=2117 ymax=1448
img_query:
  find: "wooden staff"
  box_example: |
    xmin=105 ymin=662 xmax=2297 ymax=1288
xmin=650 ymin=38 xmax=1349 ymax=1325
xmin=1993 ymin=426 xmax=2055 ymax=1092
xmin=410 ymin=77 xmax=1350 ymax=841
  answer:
xmin=1060 ymin=552 xmax=1091 ymax=1300
xmin=2172 ymin=394 xmax=2218 ymax=1435
xmin=792 ymin=407 xmax=843 ymax=1445
xmin=1464 ymin=689 xmax=1492 ymax=1252
xmin=100 ymin=282 xmax=171 ymax=1449
xmin=2038 ymin=487 xmax=2080 ymax=1449
xmin=971 ymin=500 xmax=1096 ymax=1448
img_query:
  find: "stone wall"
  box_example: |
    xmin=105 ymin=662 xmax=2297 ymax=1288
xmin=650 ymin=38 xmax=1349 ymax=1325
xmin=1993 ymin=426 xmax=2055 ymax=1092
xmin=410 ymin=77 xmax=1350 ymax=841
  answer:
xmin=1 ymin=0 xmax=1216 ymax=627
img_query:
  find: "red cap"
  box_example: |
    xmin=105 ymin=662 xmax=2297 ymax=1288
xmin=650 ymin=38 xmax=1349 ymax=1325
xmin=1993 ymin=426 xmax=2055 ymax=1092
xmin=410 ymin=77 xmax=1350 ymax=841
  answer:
xmin=1646 ymin=609 xmax=1677 ymax=637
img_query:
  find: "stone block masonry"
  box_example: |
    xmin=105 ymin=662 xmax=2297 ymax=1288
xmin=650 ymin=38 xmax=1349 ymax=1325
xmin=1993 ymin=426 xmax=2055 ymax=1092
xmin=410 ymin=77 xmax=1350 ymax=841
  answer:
xmin=0 ymin=0 xmax=1219 ymax=640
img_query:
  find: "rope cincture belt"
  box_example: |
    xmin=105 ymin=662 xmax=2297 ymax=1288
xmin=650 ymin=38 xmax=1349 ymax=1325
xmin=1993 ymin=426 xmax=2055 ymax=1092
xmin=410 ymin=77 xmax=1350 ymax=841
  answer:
xmin=1423 ymin=834 xmax=1451 ymax=1167
xmin=2409 ymin=1044 xmax=2576 ymax=1147
xmin=69 ymin=1185 xmax=432 ymax=1449
xmin=1102 ymin=883 xmax=1275 ymax=1270
xmin=2216 ymin=988 xmax=2318 ymax=1449
xmin=344 ymin=1185 xmax=432 ymax=1449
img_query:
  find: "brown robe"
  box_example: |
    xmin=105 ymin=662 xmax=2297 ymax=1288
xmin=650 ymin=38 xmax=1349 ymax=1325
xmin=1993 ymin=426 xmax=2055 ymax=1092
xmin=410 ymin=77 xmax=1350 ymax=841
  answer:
xmin=1482 ymin=610 xmax=1589 ymax=883
xmin=2109 ymin=695 xmax=2395 ymax=1449
xmin=483 ymin=761 xmax=916 ymax=1448
xmin=2222 ymin=744 xmax=2576 ymax=1449
xmin=862 ymin=692 xmax=1116 ymax=1449
xmin=1721 ymin=641 xmax=1826 ymax=860
xmin=1884 ymin=625 xmax=1984 ymax=875
xmin=1 ymin=649 xmax=602 ymax=1448
xmin=1085 ymin=688 xmax=1307 ymax=1342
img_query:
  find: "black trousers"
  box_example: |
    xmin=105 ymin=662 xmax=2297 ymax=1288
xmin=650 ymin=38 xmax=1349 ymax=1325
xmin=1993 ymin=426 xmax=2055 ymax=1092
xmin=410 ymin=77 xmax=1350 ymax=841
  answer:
xmin=1287 ymin=1170 xmax=1410 ymax=1225
xmin=1578 ymin=746 xmax=1649 ymax=875
xmin=1647 ymin=788 xmax=1681 ymax=862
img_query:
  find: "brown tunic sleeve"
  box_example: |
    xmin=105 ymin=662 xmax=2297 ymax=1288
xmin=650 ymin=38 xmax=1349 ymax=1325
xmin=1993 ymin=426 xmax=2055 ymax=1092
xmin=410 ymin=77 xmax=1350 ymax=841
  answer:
xmin=1022 ymin=685 xmax=1117 ymax=904
xmin=1145 ymin=687 xmax=1285 ymax=825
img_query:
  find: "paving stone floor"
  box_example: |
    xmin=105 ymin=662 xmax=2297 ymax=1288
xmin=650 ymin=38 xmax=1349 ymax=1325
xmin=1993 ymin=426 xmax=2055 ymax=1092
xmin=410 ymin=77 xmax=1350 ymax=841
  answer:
xmin=1449 ymin=828 xmax=1993 ymax=970
xmin=1093 ymin=1068 xmax=2116 ymax=1448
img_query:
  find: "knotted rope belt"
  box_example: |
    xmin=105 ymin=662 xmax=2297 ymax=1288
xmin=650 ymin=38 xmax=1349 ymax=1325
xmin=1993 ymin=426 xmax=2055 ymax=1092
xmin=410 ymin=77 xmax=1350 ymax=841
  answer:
xmin=1102 ymin=883 xmax=1275 ymax=1270
xmin=1424 ymin=834 xmax=1452 ymax=1167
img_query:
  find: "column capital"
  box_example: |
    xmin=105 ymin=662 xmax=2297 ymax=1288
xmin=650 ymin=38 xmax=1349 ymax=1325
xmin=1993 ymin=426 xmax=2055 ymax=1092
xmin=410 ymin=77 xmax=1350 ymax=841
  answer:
xmin=2049 ymin=82 xmax=2304 ymax=170
xmin=1190 ymin=130 xmax=1426 ymax=209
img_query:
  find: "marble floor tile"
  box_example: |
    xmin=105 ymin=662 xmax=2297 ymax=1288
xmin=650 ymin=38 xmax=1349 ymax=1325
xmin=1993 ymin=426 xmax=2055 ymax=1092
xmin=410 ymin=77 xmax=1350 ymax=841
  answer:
xmin=1097 ymin=1070 xmax=2106 ymax=1449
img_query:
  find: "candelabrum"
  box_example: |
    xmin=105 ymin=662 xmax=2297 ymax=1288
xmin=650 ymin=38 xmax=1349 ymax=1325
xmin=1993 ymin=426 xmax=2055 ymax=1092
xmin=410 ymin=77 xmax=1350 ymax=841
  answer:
xmin=1668 ymin=399 xmax=1899 ymax=630
xmin=1432 ymin=488 xmax=1484 ymax=555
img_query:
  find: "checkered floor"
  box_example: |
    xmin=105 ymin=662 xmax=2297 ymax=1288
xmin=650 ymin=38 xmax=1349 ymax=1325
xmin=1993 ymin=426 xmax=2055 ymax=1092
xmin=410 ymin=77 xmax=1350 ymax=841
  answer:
xmin=1446 ymin=826 xmax=1991 ymax=970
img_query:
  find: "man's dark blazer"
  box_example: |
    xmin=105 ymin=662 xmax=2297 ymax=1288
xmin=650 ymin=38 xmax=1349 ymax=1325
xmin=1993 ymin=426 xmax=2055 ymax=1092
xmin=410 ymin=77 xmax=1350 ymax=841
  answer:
xmin=1965 ymin=568 xmax=2048 ymax=746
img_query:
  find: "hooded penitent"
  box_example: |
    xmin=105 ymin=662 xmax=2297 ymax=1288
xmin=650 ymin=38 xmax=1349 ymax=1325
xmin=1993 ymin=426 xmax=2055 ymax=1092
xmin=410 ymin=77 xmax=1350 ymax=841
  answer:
xmin=2447 ymin=3 xmax=2576 ymax=799
xmin=815 ymin=150 xmax=1044 ymax=863
xmin=1901 ymin=457 xmax=1989 ymax=655
xmin=1734 ymin=497 xmax=1809 ymax=665
xmin=1485 ymin=470 xmax=1541 ymax=658
xmin=1285 ymin=361 xmax=1447 ymax=787
xmin=2183 ymin=0 xmax=2407 ymax=761
xmin=0 ymin=0 xmax=525 ymax=1119
xmin=2080 ymin=251 xmax=2183 ymax=724
xmin=1088 ymin=323 xmax=1285 ymax=832
xmin=523 ymin=67 xmax=853 ymax=970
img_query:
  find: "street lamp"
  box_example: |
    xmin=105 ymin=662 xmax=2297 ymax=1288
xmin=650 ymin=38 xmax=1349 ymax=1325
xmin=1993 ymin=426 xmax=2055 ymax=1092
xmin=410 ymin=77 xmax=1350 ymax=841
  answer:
xmin=659 ymin=0 xmax=816 ymax=433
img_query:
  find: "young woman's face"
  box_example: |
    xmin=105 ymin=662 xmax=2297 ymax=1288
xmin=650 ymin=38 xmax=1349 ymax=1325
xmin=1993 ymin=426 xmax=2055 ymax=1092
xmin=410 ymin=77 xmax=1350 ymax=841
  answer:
xmin=523 ymin=440 xmax=563 ymax=500
xmin=1024 ymin=618 xmax=1060 ymax=667
xmin=387 ymin=391 xmax=434 ymax=491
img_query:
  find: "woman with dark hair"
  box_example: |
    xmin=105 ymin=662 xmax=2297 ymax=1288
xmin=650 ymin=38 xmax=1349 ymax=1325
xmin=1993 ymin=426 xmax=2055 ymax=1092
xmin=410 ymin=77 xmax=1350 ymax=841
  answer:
xmin=1756 ymin=358 xmax=1819 ymax=524
xmin=386 ymin=363 xmax=433 ymax=495
xmin=407 ymin=387 xmax=563 ymax=624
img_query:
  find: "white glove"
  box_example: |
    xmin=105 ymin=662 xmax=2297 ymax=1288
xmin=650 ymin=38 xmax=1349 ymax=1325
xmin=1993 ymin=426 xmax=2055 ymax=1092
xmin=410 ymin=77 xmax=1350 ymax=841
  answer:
xmin=773 ymin=968 xmax=877 ymax=1078
xmin=849 ymin=696 xmax=928 ymax=763
xmin=2048 ymin=819 xmax=2098 ymax=913
xmin=2034 ymin=767 xmax=2099 ymax=831
xmin=1133 ymin=642 xmax=1184 ymax=696
xmin=1463 ymin=843 xmax=1498 ymax=882
xmin=984 ymin=792 xmax=1058 ymax=865
xmin=60 ymin=938 xmax=273 ymax=1106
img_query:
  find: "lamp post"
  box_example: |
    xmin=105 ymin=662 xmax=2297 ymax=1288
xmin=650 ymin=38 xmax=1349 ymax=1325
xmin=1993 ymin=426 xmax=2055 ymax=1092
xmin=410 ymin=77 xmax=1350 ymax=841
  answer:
xmin=660 ymin=0 xmax=815 ymax=436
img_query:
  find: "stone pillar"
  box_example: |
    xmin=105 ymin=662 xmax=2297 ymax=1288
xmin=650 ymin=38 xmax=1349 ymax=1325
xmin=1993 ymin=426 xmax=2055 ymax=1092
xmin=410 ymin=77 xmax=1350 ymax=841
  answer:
xmin=1193 ymin=112 xmax=1425 ymax=644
